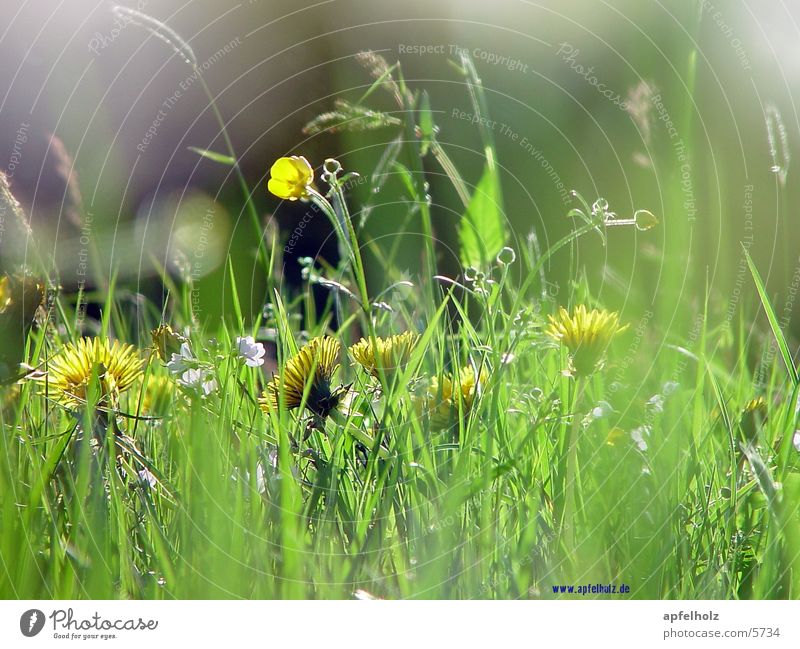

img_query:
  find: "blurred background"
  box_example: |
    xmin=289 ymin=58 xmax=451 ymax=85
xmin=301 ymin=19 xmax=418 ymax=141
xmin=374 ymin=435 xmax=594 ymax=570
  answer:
xmin=0 ymin=0 xmax=797 ymax=353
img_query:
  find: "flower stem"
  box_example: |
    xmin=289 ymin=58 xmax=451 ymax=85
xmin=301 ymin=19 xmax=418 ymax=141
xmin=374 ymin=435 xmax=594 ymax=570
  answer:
xmin=562 ymin=375 xmax=587 ymax=552
xmin=196 ymin=74 xmax=269 ymax=274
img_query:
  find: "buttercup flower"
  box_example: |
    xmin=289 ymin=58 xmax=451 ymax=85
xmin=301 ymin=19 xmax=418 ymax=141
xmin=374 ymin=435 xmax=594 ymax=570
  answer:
xmin=236 ymin=336 xmax=266 ymax=367
xmin=546 ymin=305 xmax=628 ymax=376
xmin=605 ymin=427 xmax=626 ymax=446
xmin=260 ymin=336 xmax=343 ymax=418
xmin=267 ymin=155 xmax=314 ymax=201
xmin=32 ymin=337 xmax=144 ymax=408
xmin=349 ymin=332 xmax=419 ymax=380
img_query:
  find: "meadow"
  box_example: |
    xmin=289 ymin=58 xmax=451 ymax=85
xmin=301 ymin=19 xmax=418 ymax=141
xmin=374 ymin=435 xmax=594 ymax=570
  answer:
xmin=1 ymin=6 xmax=800 ymax=601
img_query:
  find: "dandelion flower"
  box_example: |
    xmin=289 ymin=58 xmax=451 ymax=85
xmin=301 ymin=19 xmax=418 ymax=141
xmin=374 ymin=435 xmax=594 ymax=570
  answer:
xmin=349 ymin=332 xmax=419 ymax=379
xmin=546 ymin=305 xmax=628 ymax=376
xmin=267 ymin=156 xmax=314 ymax=201
xmin=33 ymin=337 xmax=144 ymax=408
xmin=236 ymin=335 xmax=266 ymax=367
xmin=260 ymin=336 xmax=343 ymax=418
xmin=135 ymin=374 xmax=175 ymax=415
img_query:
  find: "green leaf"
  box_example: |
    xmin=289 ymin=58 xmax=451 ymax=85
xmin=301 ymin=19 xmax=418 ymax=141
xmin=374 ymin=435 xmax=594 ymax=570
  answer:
xmin=188 ymin=147 xmax=236 ymax=166
xmin=458 ymin=165 xmax=506 ymax=267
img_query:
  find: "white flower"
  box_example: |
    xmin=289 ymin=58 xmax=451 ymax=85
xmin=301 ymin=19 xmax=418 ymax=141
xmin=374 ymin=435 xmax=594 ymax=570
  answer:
xmin=591 ymin=401 xmax=614 ymax=419
xmin=166 ymin=342 xmax=217 ymax=395
xmin=177 ymin=367 xmax=217 ymax=396
xmin=256 ymin=464 xmax=267 ymax=495
xmin=631 ymin=425 xmax=650 ymax=451
xmin=662 ymin=381 xmax=679 ymax=396
xmin=167 ymin=342 xmax=196 ymax=375
xmin=138 ymin=468 xmax=157 ymax=489
xmin=236 ymin=336 xmax=265 ymax=367
xmin=793 ymin=430 xmax=800 ymax=453
xmin=646 ymin=393 xmax=665 ymax=413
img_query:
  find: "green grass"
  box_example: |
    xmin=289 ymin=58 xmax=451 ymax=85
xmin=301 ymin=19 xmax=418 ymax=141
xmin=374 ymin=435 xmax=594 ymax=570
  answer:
xmin=2 ymin=33 xmax=800 ymax=600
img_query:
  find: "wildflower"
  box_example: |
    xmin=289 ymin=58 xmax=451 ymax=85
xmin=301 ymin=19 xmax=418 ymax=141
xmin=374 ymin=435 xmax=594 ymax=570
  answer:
xmin=166 ymin=342 xmax=217 ymax=396
xmin=166 ymin=342 xmax=195 ymax=375
xmin=137 ymin=468 xmax=157 ymax=489
xmin=741 ymin=396 xmax=768 ymax=440
xmin=236 ymin=335 xmax=266 ymax=367
xmin=546 ymin=305 xmax=628 ymax=376
xmin=151 ymin=324 xmax=187 ymax=362
xmin=631 ymin=425 xmax=650 ymax=452
xmin=177 ymin=367 xmax=217 ymax=396
xmin=267 ymin=155 xmax=314 ymax=200
xmin=135 ymin=374 xmax=175 ymax=415
xmin=417 ymin=365 xmax=488 ymax=430
xmin=742 ymin=396 xmax=767 ymax=415
xmin=349 ymin=332 xmax=419 ymax=380
xmin=590 ymin=401 xmax=614 ymax=420
xmin=605 ymin=427 xmax=626 ymax=446
xmin=260 ymin=336 xmax=344 ymax=418
xmin=793 ymin=431 xmax=800 ymax=453
xmin=646 ymin=392 xmax=665 ymax=413
xmin=32 ymin=337 xmax=144 ymax=408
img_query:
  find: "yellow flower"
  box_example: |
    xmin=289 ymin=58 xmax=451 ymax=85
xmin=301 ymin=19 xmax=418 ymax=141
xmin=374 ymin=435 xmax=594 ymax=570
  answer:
xmin=260 ymin=336 xmax=343 ymax=418
xmin=605 ymin=426 xmax=626 ymax=446
xmin=417 ymin=365 xmax=488 ymax=430
xmin=133 ymin=374 xmax=176 ymax=415
xmin=349 ymin=332 xmax=419 ymax=380
xmin=742 ymin=396 xmax=767 ymax=415
xmin=546 ymin=305 xmax=627 ymax=376
xmin=150 ymin=324 xmax=186 ymax=362
xmin=741 ymin=396 xmax=768 ymax=441
xmin=267 ymin=156 xmax=314 ymax=200
xmin=33 ymin=337 xmax=144 ymax=408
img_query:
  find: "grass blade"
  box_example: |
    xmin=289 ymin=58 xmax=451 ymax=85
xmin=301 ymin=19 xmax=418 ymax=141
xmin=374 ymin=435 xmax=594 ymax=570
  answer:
xmin=743 ymin=246 xmax=798 ymax=385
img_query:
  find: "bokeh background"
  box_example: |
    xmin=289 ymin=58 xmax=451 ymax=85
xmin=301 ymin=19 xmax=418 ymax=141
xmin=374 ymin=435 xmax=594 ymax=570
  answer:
xmin=1 ymin=0 xmax=797 ymax=358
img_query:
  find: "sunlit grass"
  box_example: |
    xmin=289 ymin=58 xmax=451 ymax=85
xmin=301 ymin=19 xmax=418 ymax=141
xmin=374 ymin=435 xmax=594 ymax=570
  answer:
xmin=1 ymin=15 xmax=799 ymax=600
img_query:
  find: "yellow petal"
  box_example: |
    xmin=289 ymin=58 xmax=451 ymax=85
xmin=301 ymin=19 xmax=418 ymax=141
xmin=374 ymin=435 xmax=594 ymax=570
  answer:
xmin=270 ymin=156 xmax=312 ymax=184
xmin=268 ymin=178 xmax=298 ymax=200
